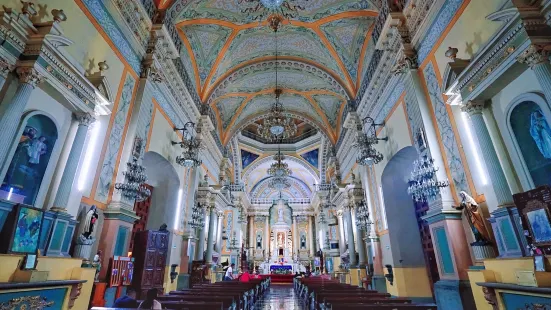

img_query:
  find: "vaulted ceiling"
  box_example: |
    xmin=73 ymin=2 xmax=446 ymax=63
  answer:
xmin=173 ymin=0 xmax=379 ymax=145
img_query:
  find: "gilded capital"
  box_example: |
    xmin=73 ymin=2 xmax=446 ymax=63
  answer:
xmin=217 ymin=210 xmax=224 ymax=218
xmin=16 ymin=67 xmax=43 ymax=87
xmin=74 ymin=112 xmax=96 ymax=126
xmin=517 ymin=44 xmax=550 ymax=68
xmin=461 ymin=100 xmax=486 ymax=115
xmin=0 ymin=58 xmax=13 ymax=78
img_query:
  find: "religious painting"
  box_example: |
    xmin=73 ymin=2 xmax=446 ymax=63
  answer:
xmin=300 ymin=149 xmax=319 ymax=168
xmin=526 ymin=207 xmax=551 ymax=245
xmin=241 ymin=150 xmax=259 ymax=170
xmin=277 ymin=232 xmax=285 ymax=248
xmin=8 ymin=205 xmax=44 ymax=254
xmin=510 ymin=103 xmax=551 ymax=187
xmin=0 ymin=115 xmax=58 ymax=206
xmin=256 ymin=231 xmax=263 ymax=249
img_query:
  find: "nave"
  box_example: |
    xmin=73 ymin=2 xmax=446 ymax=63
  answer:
xmin=254 ymin=285 xmax=305 ymax=310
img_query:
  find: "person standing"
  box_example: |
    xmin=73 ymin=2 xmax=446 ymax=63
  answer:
xmin=224 ymin=263 xmax=235 ymax=281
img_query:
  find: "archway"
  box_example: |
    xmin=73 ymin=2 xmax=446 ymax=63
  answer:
xmin=380 ymin=146 xmax=434 ymax=298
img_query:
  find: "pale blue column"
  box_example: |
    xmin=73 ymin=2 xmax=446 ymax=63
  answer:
xmin=195 ymin=207 xmax=207 ymax=260
xmin=205 ymin=206 xmax=216 ymax=264
xmin=517 ymin=45 xmax=551 ymax=104
xmin=51 ymin=113 xmax=95 ymax=211
xmin=0 ymin=67 xmax=43 ymax=166
xmin=345 ymin=207 xmax=357 ymax=267
xmin=355 ymin=222 xmax=367 ymax=266
xmin=462 ymin=101 xmax=513 ymax=206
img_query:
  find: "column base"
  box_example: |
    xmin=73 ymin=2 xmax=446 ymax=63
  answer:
xmin=42 ymin=210 xmax=78 ymax=257
xmin=176 ymin=274 xmax=190 ymax=290
xmin=372 ymin=275 xmax=387 ymax=292
xmin=489 ymin=206 xmax=528 ymax=257
xmin=434 ymin=280 xmax=476 ymax=310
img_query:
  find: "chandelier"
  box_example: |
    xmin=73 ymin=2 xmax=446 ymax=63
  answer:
xmin=115 ymin=137 xmax=151 ymax=202
xmin=238 ymin=0 xmax=308 ymax=21
xmin=354 ymin=117 xmax=387 ymax=166
xmin=172 ymin=122 xmax=202 ymax=167
xmin=257 ymin=16 xmax=297 ymax=142
xmin=267 ymin=147 xmax=292 ymax=189
xmin=228 ymin=231 xmax=240 ymax=251
xmin=188 ymin=202 xmax=205 ymax=230
xmin=407 ymin=155 xmax=450 ymax=202
xmin=320 ymin=194 xmax=336 ymax=209
xmin=318 ymin=211 xmax=327 ymax=225
xmin=355 ymin=200 xmax=372 ymax=230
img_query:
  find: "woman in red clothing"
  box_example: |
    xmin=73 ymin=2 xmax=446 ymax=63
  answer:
xmin=239 ymin=270 xmax=251 ymax=282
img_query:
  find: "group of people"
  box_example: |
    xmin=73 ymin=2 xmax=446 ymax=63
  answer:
xmin=113 ymin=287 xmax=162 ymax=309
xmin=223 ymin=263 xmax=263 ymax=282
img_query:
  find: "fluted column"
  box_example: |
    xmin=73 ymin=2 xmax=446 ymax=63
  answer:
xmin=337 ymin=210 xmax=346 ymax=255
xmin=51 ymin=113 xmax=96 ymax=212
xmin=195 ymin=207 xmax=207 ymax=260
xmin=205 ymin=206 xmax=216 ymax=264
xmin=462 ymin=101 xmax=514 ymax=206
xmin=264 ymin=216 xmax=270 ymax=258
xmin=215 ymin=211 xmax=224 ymax=253
xmin=308 ymin=216 xmax=315 ymax=257
xmin=344 ymin=206 xmax=357 ymax=266
xmin=292 ymin=215 xmax=298 ymax=258
xmin=0 ymin=67 xmax=43 ymax=169
xmin=516 ymin=46 xmax=551 ymax=104
xmin=355 ymin=223 xmax=367 ymax=267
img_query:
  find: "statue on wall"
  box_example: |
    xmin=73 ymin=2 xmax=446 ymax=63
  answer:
xmin=256 ymin=233 xmax=262 ymax=249
xmin=300 ymin=233 xmax=306 ymax=249
xmin=454 ymin=191 xmax=491 ymax=244
xmin=278 ymin=206 xmax=284 ymax=222
xmin=83 ymin=205 xmax=99 ymax=239
xmin=530 ymin=109 xmax=551 ymax=159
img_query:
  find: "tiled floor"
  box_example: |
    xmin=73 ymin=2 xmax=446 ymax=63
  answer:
xmin=254 ymin=284 xmax=306 ymax=310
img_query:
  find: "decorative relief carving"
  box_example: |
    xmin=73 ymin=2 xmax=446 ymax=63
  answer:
xmin=481 ymin=287 xmax=498 ymax=310
xmin=0 ymin=295 xmax=55 ymax=309
xmin=68 ymin=283 xmax=83 ymax=309
xmin=16 ymin=67 xmax=44 ymax=87
xmin=75 ymin=112 xmax=96 ymax=126
xmin=517 ymin=44 xmax=551 ymax=68
xmin=460 ymin=100 xmax=486 ymax=116
xmin=0 ymin=58 xmax=13 ymax=78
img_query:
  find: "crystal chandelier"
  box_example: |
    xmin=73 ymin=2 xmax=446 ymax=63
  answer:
xmin=188 ymin=202 xmax=205 ymax=230
xmin=257 ymin=16 xmax=297 ymax=142
xmin=267 ymin=146 xmax=292 ymax=189
xmin=318 ymin=211 xmax=327 ymax=225
xmin=172 ymin=122 xmax=202 ymax=167
xmin=355 ymin=200 xmax=372 ymax=230
xmin=228 ymin=231 xmax=240 ymax=251
xmin=407 ymin=155 xmax=450 ymax=202
xmin=115 ymin=137 xmax=151 ymax=202
xmin=238 ymin=0 xmax=308 ymax=21
xmin=354 ymin=117 xmax=387 ymax=166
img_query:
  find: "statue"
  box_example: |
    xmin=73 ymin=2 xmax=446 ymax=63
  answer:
xmin=300 ymin=234 xmax=306 ymax=249
xmin=93 ymin=250 xmax=102 ymax=282
xmin=278 ymin=233 xmax=284 ymax=247
xmin=278 ymin=207 xmax=284 ymax=222
xmin=530 ymin=109 xmax=551 ymax=159
xmin=256 ymin=234 xmax=262 ymax=249
xmin=83 ymin=205 xmax=99 ymax=239
xmin=454 ymin=191 xmax=491 ymax=244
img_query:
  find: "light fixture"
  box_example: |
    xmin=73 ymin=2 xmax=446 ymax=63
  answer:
xmin=320 ymin=194 xmax=336 ymax=210
xmin=318 ymin=211 xmax=327 ymax=225
xmin=172 ymin=122 xmax=202 ymax=167
xmin=188 ymin=202 xmax=205 ymax=230
xmin=354 ymin=117 xmax=387 ymax=166
xmin=238 ymin=0 xmax=307 ymax=21
xmin=257 ymin=16 xmax=297 ymax=142
xmin=228 ymin=231 xmax=239 ymax=251
xmin=355 ymin=200 xmax=372 ymax=230
xmin=267 ymin=147 xmax=292 ymax=189
xmin=114 ymin=137 xmax=151 ymax=202
xmin=407 ymin=155 xmax=450 ymax=202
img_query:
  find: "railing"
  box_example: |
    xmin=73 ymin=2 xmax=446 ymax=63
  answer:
xmin=250 ymin=198 xmax=311 ymax=205
xmin=241 ymin=128 xmax=318 ymax=144
xmin=314 ymin=184 xmax=332 ymax=192
xmin=228 ymin=183 xmax=245 ymax=192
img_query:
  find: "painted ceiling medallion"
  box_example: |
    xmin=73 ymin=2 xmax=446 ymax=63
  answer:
xmin=239 ymin=0 xmax=308 ymax=20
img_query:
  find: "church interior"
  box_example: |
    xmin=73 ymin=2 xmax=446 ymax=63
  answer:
xmin=1 ymin=0 xmax=551 ymax=309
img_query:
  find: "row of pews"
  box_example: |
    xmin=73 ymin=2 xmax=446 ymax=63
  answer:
xmin=295 ymin=277 xmax=436 ymax=310
xmin=91 ymin=277 xmax=270 ymax=310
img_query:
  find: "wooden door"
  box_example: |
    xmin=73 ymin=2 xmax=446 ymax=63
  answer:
xmin=414 ymin=200 xmax=440 ymax=294
xmin=129 ymin=184 xmax=153 ymax=253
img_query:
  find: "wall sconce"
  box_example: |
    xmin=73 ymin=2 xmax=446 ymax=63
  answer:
xmin=384 ymin=264 xmax=394 ymax=285
xmin=171 ymin=122 xmax=202 ymax=167
xmin=354 ymin=117 xmax=387 ymax=166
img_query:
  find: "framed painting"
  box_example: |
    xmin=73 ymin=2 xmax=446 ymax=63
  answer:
xmin=8 ymin=205 xmax=44 ymax=254
xmin=523 ymin=198 xmax=551 ymax=246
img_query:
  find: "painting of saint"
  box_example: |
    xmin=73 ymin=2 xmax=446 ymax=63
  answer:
xmin=10 ymin=205 xmax=44 ymax=254
xmin=241 ymin=150 xmax=259 ymax=169
xmin=530 ymin=109 xmax=551 ymax=159
xmin=1 ymin=115 xmax=57 ymax=206
xmin=300 ymin=149 xmax=319 ymax=167
xmin=527 ymin=209 xmax=551 ymax=243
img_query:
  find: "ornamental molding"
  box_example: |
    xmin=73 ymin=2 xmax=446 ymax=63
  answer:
xmin=517 ymin=44 xmax=551 ymax=68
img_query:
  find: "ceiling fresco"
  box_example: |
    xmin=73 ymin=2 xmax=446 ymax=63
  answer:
xmin=172 ymin=0 xmax=380 ymax=143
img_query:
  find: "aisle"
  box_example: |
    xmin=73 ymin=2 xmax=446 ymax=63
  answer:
xmin=254 ymin=284 xmax=306 ymax=310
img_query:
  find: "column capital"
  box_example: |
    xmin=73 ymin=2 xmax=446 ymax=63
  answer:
xmin=517 ymin=44 xmax=550 ymax=68
xmin=336 ymin=209 xmax=344 ymax=217
xmin=461 ymin=100 xmax=487 ymax=115
xmin=217 ymin=210 xmax=224 ymax=218
xmin=16 ymin=67 xmax=44 ymax=87
xmin=74 ymin=112 xmax=96 ymax=126
xmin=0 ymin=58 xmax=14 ymax=78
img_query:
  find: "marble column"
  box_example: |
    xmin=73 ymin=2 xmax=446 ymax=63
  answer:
xmin=51 ymin=113 xmax=95 ymax=212
xmin=205 ymin=206 xmax=216 ymax=264
xmin=517 ymin=45 xmax=551 ymax=103
xmin=344 ymin=206 xmax=357 ymax=266
xmin=215 ymin=211 xmax=224 ymax=253
xmin=264 ymin=216 xmax=270 ymax=258
xmin=292 ymin=216 xmax=298 ymax=258
xmin=462 ymin=101 xmax=513 ymax=206
xmin=0 ymin=67 xmax=43 ymax=169
xmin=195 ymin=207 xmax=207 ymax=260
xmin=308 ymin=216 xmax=315 ymax=257
xmin=337 ymin=210 xmax=346 ymax=255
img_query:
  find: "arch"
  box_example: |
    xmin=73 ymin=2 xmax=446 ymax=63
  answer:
xmin=242 ymin=154 xmax=320 ymax=186
xmin=0 ymin=111 xmax=60 ymax=207
xmin=503 ymin=92 xmax=551 ymax=190
xmin=250 ymin=176 xmax=312 ymax=199
xmin=380 ymin=146 xmax=432 ymax=292
xmin=142 ymin=151 xmax=181 ymax=230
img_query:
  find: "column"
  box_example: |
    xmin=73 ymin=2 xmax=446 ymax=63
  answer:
xmin=248 ymin=216 xmax=254 ymax=252
xmin=51 ymin=113 xmax=95 ymax=212
xmin=403 ymin=68 xmax=455 ymax=211
xmin=344 ymin=206 xmax=357 ymax=266
xmin=0 ymin=67 xmax=43 ymax=168
xmin=462 ymin=101 xmax=513 ymax=206
xmin=337 ymin=210 xmax=346 ymax=255
xmin=205 ymin=206 xmax=216 ymax=264
xmin=355 ymin=224 xmax=367 ymax=267
xmin=215 ymin=211 xmax=224 ymax=253
xmin=0 ymin=58 xmax=12 ymax=93
xmin=308 ymin=216 xmax=315 ymax=257
xmin=292 ymin=216 xmax=298 ymax=258
xmin=517 ymin=45 xmax=551 ymax=105
xmin=195 ymin=207 xmax=207 ymax=260
xmin=264 ymin=216 xmax=270 ymax=258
